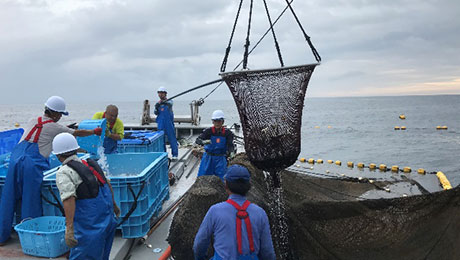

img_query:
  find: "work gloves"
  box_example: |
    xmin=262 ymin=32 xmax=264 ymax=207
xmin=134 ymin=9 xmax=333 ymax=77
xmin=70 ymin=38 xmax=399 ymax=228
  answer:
xmin=65 ymin=223 xmax=78 ymax=248
xmin=196 ymin=138 xmax=211 ymax=146
xmin=93 ymin=127 xmax=103 ymax=136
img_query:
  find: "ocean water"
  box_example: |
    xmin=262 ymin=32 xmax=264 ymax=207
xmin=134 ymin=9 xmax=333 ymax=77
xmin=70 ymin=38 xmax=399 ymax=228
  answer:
xmin=1 ymin=95 xmax=459 ymax=185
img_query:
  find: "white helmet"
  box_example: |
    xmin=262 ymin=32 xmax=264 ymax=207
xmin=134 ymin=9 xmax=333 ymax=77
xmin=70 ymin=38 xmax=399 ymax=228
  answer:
xmin=157 ymin=86 xmax=167 ymax=93
xmin=212 ymin=110 xmax=225 ymax=120
xmin=52 ymin=133 xmax=80 ymax=155
xmin=45 ymin=96 xmax=69 ymax=116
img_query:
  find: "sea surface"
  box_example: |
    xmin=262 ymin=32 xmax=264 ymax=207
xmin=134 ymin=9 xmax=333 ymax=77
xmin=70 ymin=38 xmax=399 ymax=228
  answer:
xmin=1 ymin=95 xmax=459 ymax=185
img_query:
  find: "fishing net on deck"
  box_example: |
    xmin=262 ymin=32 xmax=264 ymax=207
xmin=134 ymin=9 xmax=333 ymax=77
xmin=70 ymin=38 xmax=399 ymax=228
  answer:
xmin=221 ymin=64 xmax=317 ymax=171
xmin=282 ymin=170 xmax=460 ymax=260
xmin=168 ymin=154 xmax=460 ymax=260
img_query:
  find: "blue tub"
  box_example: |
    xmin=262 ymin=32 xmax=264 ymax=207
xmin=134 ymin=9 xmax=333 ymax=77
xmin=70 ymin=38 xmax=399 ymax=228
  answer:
xmin=76 ymin=119 xmax=106 ymax=158
xmin=41 ymin=152 xmax=169 ymax=238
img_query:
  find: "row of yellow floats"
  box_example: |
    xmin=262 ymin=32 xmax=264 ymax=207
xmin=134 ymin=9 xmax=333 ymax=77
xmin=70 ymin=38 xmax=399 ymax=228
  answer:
xmin=298 ymin=157 xmax=452 ymax=190
xmin=313 ymin=125 xmax=449 ymax=130
xmin=397 ymin=115 xmax=449 ymax=130
xmin=394 ymin=126 xmax=448 ymax=130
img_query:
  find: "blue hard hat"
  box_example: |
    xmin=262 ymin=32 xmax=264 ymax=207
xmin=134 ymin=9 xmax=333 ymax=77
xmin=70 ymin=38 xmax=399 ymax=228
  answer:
xmin=224 ymin=165 xmax=250 ymax=182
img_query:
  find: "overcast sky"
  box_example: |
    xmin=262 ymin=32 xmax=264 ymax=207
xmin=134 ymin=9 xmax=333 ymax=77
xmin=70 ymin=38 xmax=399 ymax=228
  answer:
xmin=1 ymin=0 xmax=460 ymax=104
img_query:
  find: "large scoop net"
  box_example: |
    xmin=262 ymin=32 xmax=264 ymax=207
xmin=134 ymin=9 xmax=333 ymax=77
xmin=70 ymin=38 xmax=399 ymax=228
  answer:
xmin=221 ymin=64 xmax=317 ymax=171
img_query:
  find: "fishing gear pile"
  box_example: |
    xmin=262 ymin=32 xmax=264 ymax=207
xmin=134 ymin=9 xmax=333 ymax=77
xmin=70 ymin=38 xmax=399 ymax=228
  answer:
xmin=169 ymin=154 xmax=460 ymax=260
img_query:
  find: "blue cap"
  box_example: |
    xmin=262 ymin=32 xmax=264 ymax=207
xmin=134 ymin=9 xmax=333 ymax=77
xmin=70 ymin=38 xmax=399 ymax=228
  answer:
xmin=224 ymin=165 xmax=250 ymax=182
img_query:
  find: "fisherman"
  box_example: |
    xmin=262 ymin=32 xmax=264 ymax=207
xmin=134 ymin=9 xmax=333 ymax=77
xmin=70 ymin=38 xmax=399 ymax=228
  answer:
xmin=92 ymin=104 xmax=124 ymax=154
xmin=154 ymin=86 xmax=178 ymax=160
xmin=0 ymin=96 xmax=101 ymax=245
xmin=195 ymin=110 xmax=234 ymax=180
xmin=193 ymin=165 xmax=276 ymax=260
xmin=52 ymin=133 xmax=118 ymax=259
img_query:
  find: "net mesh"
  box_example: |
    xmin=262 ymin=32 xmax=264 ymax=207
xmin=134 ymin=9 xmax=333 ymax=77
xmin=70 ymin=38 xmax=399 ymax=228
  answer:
xmin=168 ymin=154 xmax=460 ymax=260
xmin=282 ymin=172 xmax=460 ymax=260
xmin=221 ymin=64 xmax=317 ymax=171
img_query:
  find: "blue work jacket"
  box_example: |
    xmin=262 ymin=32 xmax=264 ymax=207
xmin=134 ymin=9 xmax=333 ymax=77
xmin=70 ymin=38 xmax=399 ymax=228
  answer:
xmin=193 ymin=194 xmax=276 ymax=260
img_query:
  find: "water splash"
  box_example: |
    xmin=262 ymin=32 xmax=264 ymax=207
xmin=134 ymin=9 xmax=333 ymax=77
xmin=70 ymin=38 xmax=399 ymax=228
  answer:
xmin=97 ymin=146 xmax=110 ymax=175
xmin=265 ymin=171 xmax=291 ymax=259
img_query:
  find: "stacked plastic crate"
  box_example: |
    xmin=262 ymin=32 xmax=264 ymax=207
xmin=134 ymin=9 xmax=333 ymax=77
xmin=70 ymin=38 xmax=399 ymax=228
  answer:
xmin=107 ymin=152 xmax=169 ymax=238
xmin=114 ymin=130 xmax=168 ymax=237
xmin=0 ymin=128 xmax=25 ymax=200
xmin=117 ymin=130 xmax=165 ymax=153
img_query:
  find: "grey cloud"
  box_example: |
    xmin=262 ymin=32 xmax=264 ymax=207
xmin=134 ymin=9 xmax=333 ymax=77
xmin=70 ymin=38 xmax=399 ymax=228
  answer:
xmin=1 ymin=0 xmax=460 ymax=103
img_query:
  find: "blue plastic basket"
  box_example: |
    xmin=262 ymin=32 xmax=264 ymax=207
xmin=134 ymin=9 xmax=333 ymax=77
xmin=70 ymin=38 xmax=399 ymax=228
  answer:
xmin=14 ymin=216 xmax=69 ymax=258
xmin=0 ymin=128 xmax=24 ymax=155
xmin=117 ymin=130 xmax=165 ymax=153
xmin=76 ymin=119 xmax=106 ymax=157
xmin=41 ymin=152 xmax=170 ymax=238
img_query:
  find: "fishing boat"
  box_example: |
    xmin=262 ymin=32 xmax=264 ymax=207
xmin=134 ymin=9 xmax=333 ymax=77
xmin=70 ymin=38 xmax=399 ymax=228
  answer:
xmin=1 ymin=0 xmax=459 ymax=259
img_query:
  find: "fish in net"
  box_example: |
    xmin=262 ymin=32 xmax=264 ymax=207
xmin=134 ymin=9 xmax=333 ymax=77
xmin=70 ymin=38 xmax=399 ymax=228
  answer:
xmin=220 ymin=64 xmax=317 ymax=172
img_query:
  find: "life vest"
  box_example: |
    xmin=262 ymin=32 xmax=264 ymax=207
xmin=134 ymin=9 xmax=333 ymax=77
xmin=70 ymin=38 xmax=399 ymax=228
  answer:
xmin=211 ymin=126 xmax=226 ymax=135
xmin=66 ymin=159 xmax=107 ymax=200
xmin=226 ymin=199 xmax=255 ymax=256
xmin=24 ymin=117 xmax=54 ymax=143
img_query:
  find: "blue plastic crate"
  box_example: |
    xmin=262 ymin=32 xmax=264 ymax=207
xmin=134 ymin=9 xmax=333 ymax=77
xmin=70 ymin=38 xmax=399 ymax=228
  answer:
xmin=0 ymin=153 xmax=85 ymax=203
xmin=41 ymin=154 xmax=91 ymax=217
xmin=117 ymin=130 xmax=165 ymax=153
xmin=0 ymin=128 xmax=24 ymax=155
xmin=41 ymin=179 xmax=64 ymax=217
xmin=120 ymin=184 xmax=170 ymax=238
xmin=76 ymin=119 xmax=106 ymax=157
xmin=14 ymin=216 xmax=69 ymax=258
xmin=0 ymin=128 xmax=24 ymax=200
xmin=106 ymin=152 xmax=169 ymax=237
xmin=41 ymin=152 xmax=170 ymax=238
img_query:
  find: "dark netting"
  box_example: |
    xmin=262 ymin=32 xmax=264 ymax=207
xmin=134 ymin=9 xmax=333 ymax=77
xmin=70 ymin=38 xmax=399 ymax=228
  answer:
xmin=221 ymin=64 xmax=317 ymax=171
xmin=283 ymin=171 xmax=460 ymax=260
xmin=168 ymin=154 xmax=460 ymax=260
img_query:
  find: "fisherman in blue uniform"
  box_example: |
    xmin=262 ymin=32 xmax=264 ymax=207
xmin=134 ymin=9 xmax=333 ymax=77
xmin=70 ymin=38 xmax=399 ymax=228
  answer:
xmin=154 ymin=86 xmax=178 ymax=160
xmin=52 ymin=133 xmax=119 ymax=260
xmin=196 ymin=110 xmax=234 ymax=180
xmin=193 ymin=165 xmax=276 ymax=260
xmin=0 ymin=96 xmax=101 ymax=245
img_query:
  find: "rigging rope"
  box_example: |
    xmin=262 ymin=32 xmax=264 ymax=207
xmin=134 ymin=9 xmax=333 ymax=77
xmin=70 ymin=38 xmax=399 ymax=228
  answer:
xmin=283 ymin=0 xmax=321 ymax=62
xmin=262 ymin=0 xmax=284 ymax=67
xmin=166 ymin=79 xmax=223 ymax=101
xmin=242 ymin=0 xmax=254 ymax=69
xmin=208 ymin=0 xmax=295 ymax=101
xmin=220 ymin=0 xmax=245 ymax=73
